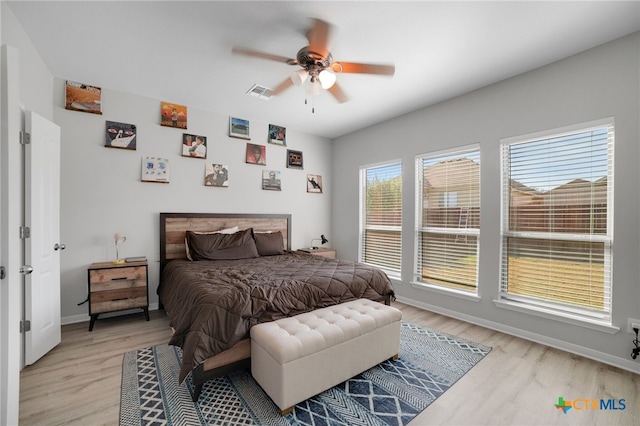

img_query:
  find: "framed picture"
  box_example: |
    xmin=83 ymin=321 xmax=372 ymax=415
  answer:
xmin=286 ymin=149 xmax=303 ymax=169
xmin=105 ymin=121 xmax=136 ymax=150
xmin=246 ymin=143 xmax=266 ymax=165
xmin=307 ymin=174 xmax=323 ymax=193
xmin=182 ymin=133 xmax=207 ymax=158
xmin=65 ymin=80 xmax=102 ymax=114
xmin=205 ymin=163 xmax=229 ymax=187
xmin=268 ymin=124 xmax=286 ymax=146
xmin=229 ymin=117 xmax=250 ymax=139
xmin=262 ymin=170 xmax=282 ymax=191
xmin=161 ymin=102 xmax=187 ymax=129
xmin=141 ymin=157 xmax=170 ymax=183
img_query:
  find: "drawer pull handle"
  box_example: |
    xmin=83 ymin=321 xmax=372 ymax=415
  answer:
xmin=111 ymin=277 xmax=128 ymax=281
xmin=112 ymin=297 xmax=128 ymax=301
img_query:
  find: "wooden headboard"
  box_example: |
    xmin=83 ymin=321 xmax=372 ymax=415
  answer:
xmin=159 ymin=212 xmax=291 ymax=267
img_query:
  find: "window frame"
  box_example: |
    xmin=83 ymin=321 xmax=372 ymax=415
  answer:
xmin=358 ymin=160 xmax=403 ymax=280
xmin=498 ymin=118 xmax=615 ymax=328
xmin=414 ymin=144 xmax=481 ymax=294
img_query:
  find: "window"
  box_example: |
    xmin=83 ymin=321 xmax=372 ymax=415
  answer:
xmin=359 ymin=161 xmax=402 ymax=279
xmin=500 ymin=119 xmax=614 ymax=324
xmin=415 ymin=145 xmax=480 ymax=291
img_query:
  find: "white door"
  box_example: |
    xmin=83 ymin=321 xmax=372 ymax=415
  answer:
xmin=24 ymin=110 xmax=62 ymax=365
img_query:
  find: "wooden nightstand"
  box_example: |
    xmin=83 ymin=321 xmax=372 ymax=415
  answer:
xmin=298 ymin=247 xmax=337 ymax=259
xmin=87 ymin=260 xmax=149 ymax=331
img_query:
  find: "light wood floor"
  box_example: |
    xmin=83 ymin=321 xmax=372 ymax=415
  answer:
xmin=19 ymin=302 xmax=639 ymax=425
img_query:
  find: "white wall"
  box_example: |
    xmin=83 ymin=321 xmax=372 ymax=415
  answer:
xmin=332 ymin=32 xmax=640 ymax=372
xmin=53 ymin=82 xmax=333 ymax=323
xmin=0 ymin=2 xmax=53 ymax=120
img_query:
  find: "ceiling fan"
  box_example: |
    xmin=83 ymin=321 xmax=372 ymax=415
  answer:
xmin=232 ymin=18 xmax=395 ymax=105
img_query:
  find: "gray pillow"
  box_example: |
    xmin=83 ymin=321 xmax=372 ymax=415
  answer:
xmin=254 ymin=231 xmax=285 ymax=256
xmin=186 ymin=228 xmax=259 ymax=260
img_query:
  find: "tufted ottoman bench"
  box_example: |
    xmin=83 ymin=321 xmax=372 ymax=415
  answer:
xmin=250 ymin=298 xmax=402 ymax=415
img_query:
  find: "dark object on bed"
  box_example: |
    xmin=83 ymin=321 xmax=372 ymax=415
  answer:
xmin=158 ymin=213 xmax=395 ymax=400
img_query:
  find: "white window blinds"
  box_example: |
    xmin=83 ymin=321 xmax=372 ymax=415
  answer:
xmin=359 ymin=161 xmax=402 ymax=277
xmin=415 ymin=145 xmax=480 ymax=291
xmin=500 ymin=120 xmax=614 ymax=322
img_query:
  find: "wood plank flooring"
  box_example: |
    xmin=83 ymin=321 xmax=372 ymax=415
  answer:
xmin=19 ymin=303 xmax=639 ymax=425
xmin=19 ymin=311 xmax=173 ymax=426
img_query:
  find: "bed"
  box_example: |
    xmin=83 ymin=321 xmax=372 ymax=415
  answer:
xmin=158 ymin=212 xmax=395 ymax=400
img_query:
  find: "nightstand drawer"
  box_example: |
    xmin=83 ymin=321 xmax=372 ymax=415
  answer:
xmin=90 ymin=284 xmax=147 ymax=313
xmin=91 ymin=295 xmax=147 ymax=314
xmin=89 ymin=265 xmax=145 ymax=285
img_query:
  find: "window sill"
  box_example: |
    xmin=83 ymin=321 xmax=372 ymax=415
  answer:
xmin=410 ymin=281 xmax=481 ymax=302
xmin=389 ymin=276 xmax=403 ymax=287
xmin=493 ymin=299 xmax=619 ymax=334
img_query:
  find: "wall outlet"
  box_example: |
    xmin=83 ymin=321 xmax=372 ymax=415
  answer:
xmin=628 ymin=318 xmax=640 ymax=334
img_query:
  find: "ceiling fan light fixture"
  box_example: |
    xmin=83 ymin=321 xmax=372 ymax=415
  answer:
xmin=310 ymin=80 xmax=323 ymax=96
xmin=232 ymin=18 xmax=394 ymax=105
xmin=318 ymin=69 xmax=337 ymax=89
xmin=290 ymin=69 xmax=309 ymax=86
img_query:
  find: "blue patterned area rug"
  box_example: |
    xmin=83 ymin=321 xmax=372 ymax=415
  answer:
xmin=120 ymin=322 xmax=491 ymax=425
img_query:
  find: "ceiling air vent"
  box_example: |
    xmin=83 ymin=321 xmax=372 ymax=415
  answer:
xmin=246 ymin=84 xmax=272 ymax=100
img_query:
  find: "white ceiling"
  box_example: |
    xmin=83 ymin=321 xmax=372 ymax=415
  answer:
xmin=6 ymin=1 xmax=640 ymax=139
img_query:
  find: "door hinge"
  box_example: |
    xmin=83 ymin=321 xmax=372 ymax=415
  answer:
xmin=20 ymin=226 xmax=30 ymax=239
xmin=20 ymin=131 xmax=31 ymax=145
xmin=20 ymin=320 xmax=31 ymax=333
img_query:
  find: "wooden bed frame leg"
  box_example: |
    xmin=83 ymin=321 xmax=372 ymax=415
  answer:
xmin=189 ymin=357 xmax=252 ymax=402
xmin=391 ymin=353 xmax=399 ymax=361
xmin=192 ymin=383 xmax=203 ymax=402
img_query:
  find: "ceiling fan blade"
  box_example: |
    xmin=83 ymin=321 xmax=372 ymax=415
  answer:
xmin=327 ymin=82 xmax=348 ymax=103
xmin=331 ymin=61 xmax=395 ymax=76
xmin=232 ymin=46 xmax=296 ymax=65
xmin=269 ymin=78 xmax=294 ymax=96
xmin=307 ymin=18 xmax=330 ymax=57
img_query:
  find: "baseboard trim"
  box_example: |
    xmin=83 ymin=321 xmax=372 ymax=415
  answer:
xmin=61 ymin=303 xmax=160 ymax=326
xmin=395 ymin=296 xmax=640 ymax=375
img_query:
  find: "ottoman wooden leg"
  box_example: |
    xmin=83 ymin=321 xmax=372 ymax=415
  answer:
xmin=280 ymin=407 xmax=293 ymax=416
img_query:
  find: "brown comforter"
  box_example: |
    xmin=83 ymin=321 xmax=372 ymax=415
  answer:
xmin=158 ymin=251 xmax=395 ymax=382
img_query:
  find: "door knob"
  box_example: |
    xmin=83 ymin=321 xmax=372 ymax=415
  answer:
xmin=19 ymin=265 xmax=34 ymax=275
xmin=54 ymin=243 xmax=66 ymax=251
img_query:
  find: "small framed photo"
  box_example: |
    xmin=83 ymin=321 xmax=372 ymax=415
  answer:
xmin=65 ymin=80 xmax=102 ymax=114
xmin=229 ymin=116 xmax=250 ymax=139
xmin=286 ymin=149 xmax=303 ymax=169
xmin=268 ymin=124 xmax=286 ymax=146
xmin=262 ymin=170 xmax=282 ymax=191
xmin=105 ymin=121 xmax=136 ymax=150
xmin=246 ymin=143 xmax=266 ymax=165
xmin=141 ymin=157 xmax=170 ymax=183
xmin=307 ymin=174 xmax=323 ymax=193
xmin=205 ymin=163 xmax=229 ymax=187
xmin=182 ymin=133 xmax=207 ymax=158
xmin=161 ymin=102 xmax=187 ymax=129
